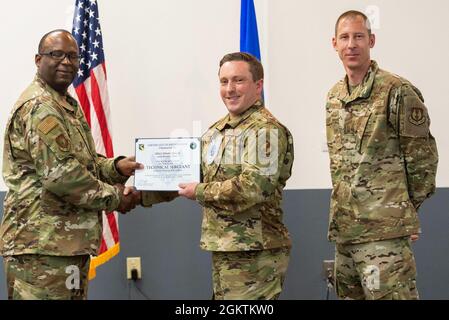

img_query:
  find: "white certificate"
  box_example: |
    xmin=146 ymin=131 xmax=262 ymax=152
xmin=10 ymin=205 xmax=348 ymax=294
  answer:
xmin=134 ymin=137 xmax=201 ymax=191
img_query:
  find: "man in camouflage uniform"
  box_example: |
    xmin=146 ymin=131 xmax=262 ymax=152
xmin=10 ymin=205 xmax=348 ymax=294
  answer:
xmin=177 ymin=52 xmax=294 ymax=299
xmin=0 ymin=29 xmax=141 ymax=299
xmin=326 ymin=11 xmax=438 ymax=299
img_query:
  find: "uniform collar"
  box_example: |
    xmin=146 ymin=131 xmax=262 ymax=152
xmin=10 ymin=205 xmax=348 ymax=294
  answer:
xmin=338 ymin=60 xmax=379 ymax=103
xmin=216 ymin=100 xmax=264 ymax=130
xmin=34 ymin=74 xmax=76 ymax=112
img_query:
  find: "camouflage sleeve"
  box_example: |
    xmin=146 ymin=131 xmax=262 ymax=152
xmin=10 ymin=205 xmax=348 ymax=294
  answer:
xmin=141 ymin=191 xmax=178 ymax=207
xmin=389 ymin=85 xmax=439 ymax=209
xmin=28 ymin=105 xmax=121 ymax=212
xmin=325 ymin=96 xmax=338 ymax=188
xmin=195 ymin=124 xmax=287 ymax=214
xmin=95 ymin=154 xmax=129 ymax=185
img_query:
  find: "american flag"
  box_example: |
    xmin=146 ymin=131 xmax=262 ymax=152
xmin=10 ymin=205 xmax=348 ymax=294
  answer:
xmin=71 ymin=0 xmax=119 ymax=280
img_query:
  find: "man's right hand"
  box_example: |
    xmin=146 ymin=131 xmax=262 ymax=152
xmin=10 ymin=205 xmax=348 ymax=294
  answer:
xmin=123 ymin=186 xmax=141 ymax=199
xmin=115 ymin=184 xmax=141 ymax=213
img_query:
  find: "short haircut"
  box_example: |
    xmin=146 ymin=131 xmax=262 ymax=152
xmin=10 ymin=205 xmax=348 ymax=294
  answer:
xmin=219 ymin=52 xmax=264 ymax=81
xmin=38 ymin=29 xmax=74 ymax=53
xmin=335 ymin=10 xmax=372 ymax=36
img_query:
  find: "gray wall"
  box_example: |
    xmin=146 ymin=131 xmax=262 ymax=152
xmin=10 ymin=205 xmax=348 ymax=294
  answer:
xmin=0 ymin=189 xmax=448 ymax=300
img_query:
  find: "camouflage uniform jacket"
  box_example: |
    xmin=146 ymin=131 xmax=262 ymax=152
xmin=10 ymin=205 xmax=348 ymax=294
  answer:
xmin=195 ymin=100 xmax=294 ymax=251
xmin=0 ymin=75 xmax=128 ymax=257
xmin=326 ymin=61 xmax=438 ymax=244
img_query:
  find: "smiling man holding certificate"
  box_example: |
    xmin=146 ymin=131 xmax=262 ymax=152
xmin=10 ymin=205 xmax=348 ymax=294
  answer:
xmin=127 ymin=53 xmax=294 ymax=299
xmin=177 ymin=52 xmax=294 ymax=300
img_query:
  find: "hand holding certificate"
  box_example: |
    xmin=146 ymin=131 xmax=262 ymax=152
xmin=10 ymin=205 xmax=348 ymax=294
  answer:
xmin=134 ymin=138 xmax=201 ymax=191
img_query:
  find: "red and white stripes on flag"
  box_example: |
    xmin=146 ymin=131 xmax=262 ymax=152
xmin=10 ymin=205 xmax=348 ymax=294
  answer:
xmin=71 ymin=0 xmax=120 ymax=279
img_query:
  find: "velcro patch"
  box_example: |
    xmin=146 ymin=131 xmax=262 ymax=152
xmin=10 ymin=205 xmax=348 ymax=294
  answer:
xmin=37 ymin=116 xmax=58 ymax=135
xmin=401 ymin=96 xmax=429 ymax=137
xmin=55 ymin=134 xmax=70 ymax=151
xmin=408 ymin=107 xmax=426 ymax=126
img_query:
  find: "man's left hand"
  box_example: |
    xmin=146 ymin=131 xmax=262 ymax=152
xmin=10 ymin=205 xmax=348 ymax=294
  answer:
xmin=178 ymin=182 xmax=199 ymax=200
xmin=116 ymin=156 xmax=144 ymax=177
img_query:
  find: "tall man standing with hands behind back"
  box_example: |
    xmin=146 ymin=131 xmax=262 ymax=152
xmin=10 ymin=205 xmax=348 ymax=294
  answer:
xmin=326 ymin=11 xmax=438 ymax=299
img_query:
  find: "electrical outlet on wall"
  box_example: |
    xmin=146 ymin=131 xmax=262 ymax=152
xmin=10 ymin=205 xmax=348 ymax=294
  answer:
xmin=126 ymin=257 xmax=142 ymax=280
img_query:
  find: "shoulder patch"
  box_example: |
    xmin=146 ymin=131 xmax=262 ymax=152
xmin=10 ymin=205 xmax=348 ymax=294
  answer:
xmin=400 ymin=93 xmax=429 ymax=138
xmin=408 ymin=107 xmax=426 ymax=126
xmin=55 ymin=134 xmax=70 ymax=151
xmin=38 ymin=116 xmax=58 ymax=135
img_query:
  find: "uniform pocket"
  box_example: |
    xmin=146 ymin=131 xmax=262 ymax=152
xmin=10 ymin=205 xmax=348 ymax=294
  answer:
xmin=41 ymin=189 xmax=74 ymax=216
xmin=66 ymin=118 xmax=97 ymax=175
xmin=357 ymin=101 xmax=387 ymax=154
xmin=326 ymin=109 xmax=343 ymax=152
xmin=356 ymin=112 xmax=372 ymax=154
